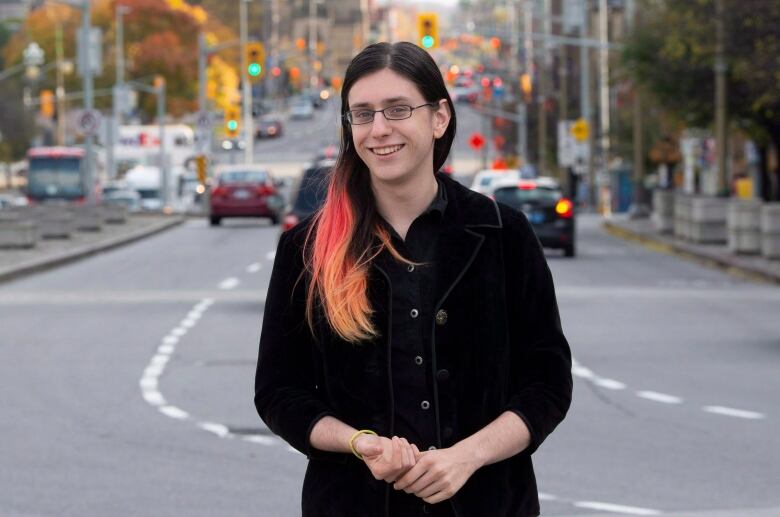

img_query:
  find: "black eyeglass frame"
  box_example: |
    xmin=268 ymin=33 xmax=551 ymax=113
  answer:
xmin=343 ymin=102 xmax=440 ymax=126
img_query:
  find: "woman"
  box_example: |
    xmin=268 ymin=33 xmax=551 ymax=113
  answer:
xmin=255 ymin=41 xmax=572 ymax=517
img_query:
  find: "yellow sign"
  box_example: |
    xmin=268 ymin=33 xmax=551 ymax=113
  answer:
xmin=194 ymin=155 xmax=208 ymax=184
xmin=571 ymin=118 xmax=589 ymax=142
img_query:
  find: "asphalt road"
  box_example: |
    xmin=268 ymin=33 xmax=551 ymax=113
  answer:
xmin=1 ymin=211 xmax=778 ymax=516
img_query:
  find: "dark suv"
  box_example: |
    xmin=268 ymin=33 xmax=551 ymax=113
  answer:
xmin=281 ymin=159 xmax=335 ymax=232
xmin=492 ymin=177 xmax=576 ymax=257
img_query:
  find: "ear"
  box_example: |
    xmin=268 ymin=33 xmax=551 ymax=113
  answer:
xmin=432 ymin=99 xmax=451 ymax=140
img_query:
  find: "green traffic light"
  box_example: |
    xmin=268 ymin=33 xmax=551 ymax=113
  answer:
xmin=227 ymin=120 xmax=238 ymax=131
xmin=248 ymin=63 xmax=262 ymax=77
xmin=421 ymin=36 xmax=435 ymax=48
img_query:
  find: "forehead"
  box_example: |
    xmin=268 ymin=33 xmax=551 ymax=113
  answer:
xmin=348 ymin=68 xmax=424 ymax=107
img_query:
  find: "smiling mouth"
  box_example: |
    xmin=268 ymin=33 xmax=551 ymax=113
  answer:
xmin=370 ymin=144 xmax=405 ymax=156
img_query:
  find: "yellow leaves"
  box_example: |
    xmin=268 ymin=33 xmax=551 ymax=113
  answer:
xmin=206 ymin=56 xmax=240 ymax=111
xmin=166 ymin=0 xmax=208 ymax=26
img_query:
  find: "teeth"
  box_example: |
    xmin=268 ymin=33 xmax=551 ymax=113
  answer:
xmin=373 ymin=144 xmax=403 ymax=156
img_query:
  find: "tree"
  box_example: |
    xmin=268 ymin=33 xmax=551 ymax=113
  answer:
xmin=621 ymin=0 xmax=780 ymax=200
xmin=2 ymin=0 xmax=239 ymax=121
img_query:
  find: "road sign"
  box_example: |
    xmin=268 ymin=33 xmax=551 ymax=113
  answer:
xmin=571 ymin=118 xmax=589 ymax=142
xmin=77 ymin=27 xmax=103 ymax=76
xmin=469 ymin=132 xmax=485 ymax=151
xmin=77 ymin=109 xmax=101 ymax=137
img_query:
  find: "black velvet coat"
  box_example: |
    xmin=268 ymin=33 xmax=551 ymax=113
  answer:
xmin=254 ymin=173 xmax=573 ymax=517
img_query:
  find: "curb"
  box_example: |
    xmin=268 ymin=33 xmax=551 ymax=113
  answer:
xmin=603 ymin=221 xmax=780 ymax=286
xmin=0 ymin=216 xmax=186 ymax=285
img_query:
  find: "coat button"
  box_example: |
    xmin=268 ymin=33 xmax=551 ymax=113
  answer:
xmin=427 ymin=445 xmax=437 ymax=451
xmin=436 ymin=369 xmax=450 ymax=381
xmin=435 ymin=309 xmax=448 ymax=325
xmin=407 ymin=264 xmax=415 ymax=272
xmin=414 ymin=356 xmax=423 ymax=366
xmin=420 ymin=400 xmax=430 ymax=410
xmin=410 ymin=308 xmax=419 ymax=319
xmin=422 ymin=505 xmax=432 ymax=515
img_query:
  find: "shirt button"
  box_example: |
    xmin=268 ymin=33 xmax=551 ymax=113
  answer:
xmin=407 ymin=264 xmax=415 ymax=272
xmin=410 ymin=308 xmax=419 ymax=318
xmin=427 ymin=445 xmax=437 ymax=451
xmin=435 ymin=309 xmax=448 ymax=326
xmin=420 ymin=400 xmax=430 ymax=410
xmin=414 ymin=356 xmax=423 ymax=366
xmin=436 ymin=369 xmax=450 ymax=381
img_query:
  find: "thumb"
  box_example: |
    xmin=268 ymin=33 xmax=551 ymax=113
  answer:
xmin=354 ymin=435 xmax=383 ymax=457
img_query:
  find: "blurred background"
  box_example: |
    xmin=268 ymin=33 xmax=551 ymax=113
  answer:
xmin=0 ymin=1 xmax=779 ymax=516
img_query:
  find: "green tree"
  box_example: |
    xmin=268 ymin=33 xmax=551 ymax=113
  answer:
xmin=622 ymin=0 xmax=780 ymax=200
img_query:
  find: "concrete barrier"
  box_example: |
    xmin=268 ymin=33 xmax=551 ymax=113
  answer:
xmin=100 ymin=204 xmax=128 ymax=224
xmin=0 ymin=219 xmax=38 ymax=248
xmin=69 ymin=206 xmax=103 ymax=232
xmin=652 ymin=190 xmax=675 ymax=234
xmin=760 ymin=203 xmax=780 ymax=260
xmin=690 ymin=196 xmax=727 ymax=244
xmin=727 ymin=199 xmax=761 ymax=254
xmin=674 ymin=193 xmax=692 ymax=240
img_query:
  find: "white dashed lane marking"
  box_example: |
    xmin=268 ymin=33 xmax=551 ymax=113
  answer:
xmin=636 ymin=391 xmax=684 ymax=405
xmin=247 ymin=263 xmax=262 ymax=273
xmin=265 ymin=251 xmax=276 ymax=261
xmin=703 ymin=406 xmax=765 ymax=420
xmin=573 ymin=501 xmax=661 ymax=515
xmin=218 ymin=277 xmax=240 ymax=290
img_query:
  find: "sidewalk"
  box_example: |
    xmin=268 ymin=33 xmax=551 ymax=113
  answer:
xmin=0 ymin=213 xmax=185 ymax=284
xmin=603 ymin=214 xmax=780 ymax=285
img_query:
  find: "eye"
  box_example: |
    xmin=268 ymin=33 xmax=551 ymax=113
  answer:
xmin=387 ymin=106 xmax=409 ymax=115
xmin=353 ymin=110 xmax=373 ymax=121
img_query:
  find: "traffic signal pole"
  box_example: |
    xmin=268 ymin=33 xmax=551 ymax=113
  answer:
xmin=239 ymin=0 xmax=253 ymax=164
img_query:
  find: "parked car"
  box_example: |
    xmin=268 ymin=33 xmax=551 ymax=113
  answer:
xmin=469 ymin=169 xmax=520 ymax=196
xmin=289 ymin=97 xmax=315 ymax=120
xmin=255 ymin=115 xmax=284 ymax=139
xmin=281 ymin=159 xmax=334 ymax=232
xmin=491 ymin=176 xmax=576 ymax=257
xmin=209 ymin=165 xmax=284 ymax=226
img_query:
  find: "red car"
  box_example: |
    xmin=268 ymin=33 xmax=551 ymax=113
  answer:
xmin=209 ymin=165 xmax=283 ymax=226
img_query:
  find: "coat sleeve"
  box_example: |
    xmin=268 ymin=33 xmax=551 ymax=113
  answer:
xmin=254 ymin=228 xmax=340 ymax=459
xmin=501 ymin=207 xmax=573 ymax=455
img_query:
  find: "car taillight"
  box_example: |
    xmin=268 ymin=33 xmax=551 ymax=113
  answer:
xmin=211 ymin=186 xmax=228 ymax=198
xmin=555 ymin=198 xmax=573 ymax=218
xmin=518 ymin=182 xmax=536 ymax=190
xmin=282 ymin=214 xmax=299 ymax=231
xmin=256 ymin=185 xmax=274 ymax=196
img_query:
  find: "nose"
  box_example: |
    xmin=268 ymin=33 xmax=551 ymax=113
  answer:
xmin=369 ymin=112 xmax=392 ymax=138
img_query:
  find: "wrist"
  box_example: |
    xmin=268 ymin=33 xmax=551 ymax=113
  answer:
xmin=453 ymin=437 xmax=487 ymax=469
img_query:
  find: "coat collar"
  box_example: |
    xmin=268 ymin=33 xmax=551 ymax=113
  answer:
xmin=436 ymin=172 xmax=503 ymax=230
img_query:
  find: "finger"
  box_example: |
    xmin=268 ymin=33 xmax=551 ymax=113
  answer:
xmin=406 ymin=471 xmax=438 ymax=496
xmin=423 ymin=490 xmax=452 ymax=504
xmin=394 ymin=462 xmax=425 ymax=491
xmin=400 ymin=438 xmax=413 ymax=468
xmin=355 ymin=436 xmax=382 ymax=458
xmin=412 ymin=444 xmax=423 ymax=461
xmin=416 ymin=479 xmax=446 ymax=499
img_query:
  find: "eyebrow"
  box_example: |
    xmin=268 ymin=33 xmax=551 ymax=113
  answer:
xmin=349 ymin=96 xmax=415 ymax=109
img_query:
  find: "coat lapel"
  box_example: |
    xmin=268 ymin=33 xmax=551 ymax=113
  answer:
xmin=432 ymin=226 xmax=484 ymax=309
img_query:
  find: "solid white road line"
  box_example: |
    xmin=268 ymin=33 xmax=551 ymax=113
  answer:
xmin=218 ymin=277 xmax=240 ymax=290
xmin=247 ymin=263 xmax=262 ymax=273
xmin=703 ymin=405 xmax=765 ymax=420
xmin=636 ymin=391 xmax=683 ymax=404
xmin=573 ymin=501 xmax=661 ymax=515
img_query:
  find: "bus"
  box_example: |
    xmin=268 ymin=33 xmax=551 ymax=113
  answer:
xmin=113 ymin=124 xmax=197 ymax=176
xmin=25 ymin=147 xmax=102 ymax=204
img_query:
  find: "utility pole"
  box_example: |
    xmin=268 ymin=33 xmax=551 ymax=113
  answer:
xmin=197 ymin=32 xmax=208 ymax=154
xmin=156 ymin=77 xmax=168 ymax=210
xmin=715 ymin=0 xmax=728 ymax=196
xmin=522 ymin=0 xmax=533 ymax=164
xmin=109 ymin=3 xmax=130 ymax=181
xmin=240 ymin=0 xmax=254 ymax=164
xmin=55 ymin=23 xmax=66 ymax=146
xmin=598 ymin=0 xmax=610 ymax=210
xmin=538 ymin=0 xmax=551 ymax=174
xmin=628 ymin=0 xmax=648 ymax=218
xmin=579 ymin=0 xmax=594 ymax=209
xmin=80 ymin=0 xmax=96 ymax=203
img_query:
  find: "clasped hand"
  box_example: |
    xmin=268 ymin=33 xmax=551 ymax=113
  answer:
xmin=352 ymin=434 xmax=482 ymax=504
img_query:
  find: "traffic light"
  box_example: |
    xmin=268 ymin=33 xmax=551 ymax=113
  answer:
xmin=40 ymin=89 xmax=55 ymax=119
xmin=224 ymin=106 xmax=240 ymax=138
xmin=417 ymin=13 xmax=439 ymax=49
xmin=194 ymin=155 xmax=207 ymax=185
xmin=520 ymin=73 xmax=532 ymax=102
xmin=245 ymin=42 xmax=265 ymax=80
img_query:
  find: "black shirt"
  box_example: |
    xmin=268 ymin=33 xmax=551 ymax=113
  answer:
xmin=376 ymin=179 xmax=455 ymax=517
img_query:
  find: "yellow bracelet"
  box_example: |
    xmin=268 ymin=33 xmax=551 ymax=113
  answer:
xmin=348 ymin=429 xmax=377 ymax=459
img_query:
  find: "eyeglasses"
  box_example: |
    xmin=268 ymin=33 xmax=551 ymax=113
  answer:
xmin=344 ymin=102 xmax=438 ymax=126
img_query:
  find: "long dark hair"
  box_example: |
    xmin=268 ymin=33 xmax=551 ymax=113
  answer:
xmin=304 ymin=41 xmax=457 ymax=343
